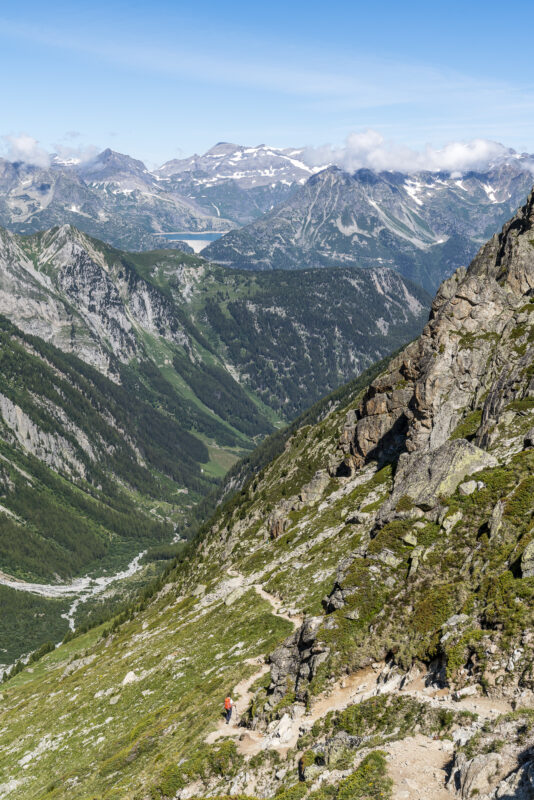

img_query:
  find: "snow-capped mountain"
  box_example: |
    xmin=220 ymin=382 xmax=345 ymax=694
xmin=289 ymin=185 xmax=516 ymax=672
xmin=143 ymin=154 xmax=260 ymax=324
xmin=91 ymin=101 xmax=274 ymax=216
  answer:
xmin=203 ymin=159 xmax=534 ymax=290
xmin=155 ymin=142 xmax=323 ymax=226
xmin=156 ymin=142 xmax=317 ymax=187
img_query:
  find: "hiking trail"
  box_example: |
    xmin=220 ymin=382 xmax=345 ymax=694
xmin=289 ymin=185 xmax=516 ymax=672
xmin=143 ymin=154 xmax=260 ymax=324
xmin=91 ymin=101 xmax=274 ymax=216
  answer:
xmin=204 ymin=573 xmax=514 ymax=798
xmin=205 ymin=575 xmax=302 ymax=746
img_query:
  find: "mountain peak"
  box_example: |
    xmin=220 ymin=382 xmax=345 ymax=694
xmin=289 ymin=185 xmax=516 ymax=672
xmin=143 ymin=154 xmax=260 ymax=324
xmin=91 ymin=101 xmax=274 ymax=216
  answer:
xmin=469 ymin=185 xmax=534 ymax=295
xmin=79 ymin=149 xmax=148 ymax=179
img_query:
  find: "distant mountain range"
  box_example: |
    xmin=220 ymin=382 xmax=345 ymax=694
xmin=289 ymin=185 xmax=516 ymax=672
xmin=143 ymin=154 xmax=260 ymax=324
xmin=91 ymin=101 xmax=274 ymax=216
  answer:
xmin=0 ymin=144 xmax=319 ymax=251
xmin=155 ymin=142 xmax=318 ymax=225
xmin=204 ymin=159 xmax=534 ymax=291
xmin=1 ymin=142 xmax=532 ymax=290
xmin=0 ymin=148 xmax=227 ymax=252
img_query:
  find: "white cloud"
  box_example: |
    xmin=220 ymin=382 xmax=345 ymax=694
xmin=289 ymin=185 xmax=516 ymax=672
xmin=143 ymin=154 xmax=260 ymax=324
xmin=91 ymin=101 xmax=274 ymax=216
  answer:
xmin=301 ymin=131 xmax=530 ymax=175
xmin=2 ymin=133 xmax=50 ymax=167
xmin=52 ymin=142 xmax=100 ymax=164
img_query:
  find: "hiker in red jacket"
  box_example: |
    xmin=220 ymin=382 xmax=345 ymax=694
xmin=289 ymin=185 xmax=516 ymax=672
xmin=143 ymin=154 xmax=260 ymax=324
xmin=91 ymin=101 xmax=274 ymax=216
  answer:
xmin=224 ymin=695 xmax=233 ymax=724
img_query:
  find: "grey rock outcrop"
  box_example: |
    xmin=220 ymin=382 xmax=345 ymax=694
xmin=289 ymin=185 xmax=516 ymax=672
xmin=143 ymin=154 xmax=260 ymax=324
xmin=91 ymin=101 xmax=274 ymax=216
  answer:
xmin=268 ymin=512 xmax=288 ymax=541
xmin=521 ymin=541 xmax=534 ymax=578
xmin=335 ymin=189 xmax=534 ymax=476
xmin=377 ymin=439 xmax=497 ymax=526
xmin=447 ymin=714 xmax=534 ymax=799
xmin=494 ymin=759 xmax=534 ymax=799
xmin=267 ymin=616 xmax=328 ymax=706
xmin=323 ymin=731 xmax=363 ymax=766
xmin=299 ymin=470 xmax=330 ymax=504
xmin=524 ymin=427 xmax=534 ymax=449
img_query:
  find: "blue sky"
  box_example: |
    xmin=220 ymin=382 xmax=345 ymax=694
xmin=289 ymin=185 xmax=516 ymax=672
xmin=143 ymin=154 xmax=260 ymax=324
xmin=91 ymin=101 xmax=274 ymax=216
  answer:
xmin=1 ymin=0 xmax=533 ymax=167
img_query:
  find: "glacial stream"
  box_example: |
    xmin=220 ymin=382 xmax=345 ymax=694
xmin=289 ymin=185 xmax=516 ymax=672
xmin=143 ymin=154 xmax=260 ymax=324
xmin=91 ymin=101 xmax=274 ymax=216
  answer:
xmin=0 ymin=549 xmax=147 ymax=631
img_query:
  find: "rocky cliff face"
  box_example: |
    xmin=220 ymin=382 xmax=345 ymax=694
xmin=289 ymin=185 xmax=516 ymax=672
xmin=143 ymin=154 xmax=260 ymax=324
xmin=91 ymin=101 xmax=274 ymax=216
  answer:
xmin=336 ymin=188 xmax=534 ymax=473
xmin=0 ymin=225 xmax=201 ymax=375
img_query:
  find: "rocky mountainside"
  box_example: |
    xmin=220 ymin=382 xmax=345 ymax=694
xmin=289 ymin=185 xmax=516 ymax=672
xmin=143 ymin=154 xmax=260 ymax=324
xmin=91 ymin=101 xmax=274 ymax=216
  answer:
xmin=204 ymin=160 xmax=534 ymax=291
xmin=0 ymin=224 xmax=429 ymax=419
xmin=1 ymin=190 xmax=533 ymax=799
xmin=0 ymin=149 xmax=229 ymax=251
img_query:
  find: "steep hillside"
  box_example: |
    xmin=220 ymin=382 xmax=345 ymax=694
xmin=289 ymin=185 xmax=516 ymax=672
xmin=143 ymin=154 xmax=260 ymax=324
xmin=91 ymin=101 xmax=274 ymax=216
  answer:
xmin=1 ymin=191 xmax=534 ymax=799
xmin=0 ymin=314 xmax=210 ymax=662
xmin=204 ymin=162 xmax=533 ymax=291
xmin=141 ymin=259 xmax=429 ymax=419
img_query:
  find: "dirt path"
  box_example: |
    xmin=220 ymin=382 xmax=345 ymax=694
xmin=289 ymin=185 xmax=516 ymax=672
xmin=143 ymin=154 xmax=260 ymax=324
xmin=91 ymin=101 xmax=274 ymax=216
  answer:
xmin=252 ymin=583 xmax=304 ymax=627
xmin=205 ymin=578 xmax=302 ymax=746
xmin=205 ymin=658 xmax=269 ymax=745
xmin=384 ymin=734 xmax=454 ymax=800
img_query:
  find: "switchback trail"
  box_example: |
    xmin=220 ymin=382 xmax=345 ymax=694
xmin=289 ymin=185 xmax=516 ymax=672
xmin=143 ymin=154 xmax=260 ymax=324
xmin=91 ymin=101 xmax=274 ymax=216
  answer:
xmin=205 ymin=576 xmax=302 ymax=746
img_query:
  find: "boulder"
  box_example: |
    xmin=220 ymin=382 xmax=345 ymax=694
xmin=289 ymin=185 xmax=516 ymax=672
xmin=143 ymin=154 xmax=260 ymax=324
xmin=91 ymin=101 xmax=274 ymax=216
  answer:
xmin=122 ymin=670 xmax=138 ymax=686
xmin=521 ymin=540 xmax=534 ymax=578
xmin=266 ymin=616 xmax=327 ymax=705
xmin=322 ymin=584 xmax=345 ymax=612
xmin=459 ymin=480 xmax=478 ymax=496
xmin=408 ymin=545 xmax=424 ymax=577
xmin=442 ymin=510 xmax=463 ymax=534
xmin=452 ymin=685 xmax=478 ymax=700
xmin=377 ymin=439 xmax=497 ymax=526
xmin=300 ymin=470 xmax=330 ymax=504
xmin=62 ymin=653 xmax=96 ymax=678
xmin=458 ymin=752 xmax=501 ymax=798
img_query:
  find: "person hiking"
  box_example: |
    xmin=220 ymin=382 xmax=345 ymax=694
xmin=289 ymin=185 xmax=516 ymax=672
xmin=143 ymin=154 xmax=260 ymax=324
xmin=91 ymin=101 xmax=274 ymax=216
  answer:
xmin=224 ymin=695 xmax=234 ymax=724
